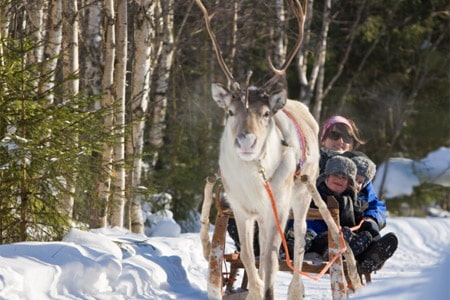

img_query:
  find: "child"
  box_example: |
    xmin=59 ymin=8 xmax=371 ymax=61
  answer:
xmin=306 ymin=156 xmax=373 ymax=258
xmin=347 ymin=153 xmax=398 ymax=274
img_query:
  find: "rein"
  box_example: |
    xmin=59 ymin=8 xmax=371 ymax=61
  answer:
xmin=281 ymin=108 xmax=306 ymax=178
xmin=259 ymin=169 xmax=347 ymax=281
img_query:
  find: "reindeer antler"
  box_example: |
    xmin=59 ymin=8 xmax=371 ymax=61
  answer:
xmin=261 ymin=0 xmax=306 ymax=90
xmin=195 ymin=0 xmax=241 ymax=92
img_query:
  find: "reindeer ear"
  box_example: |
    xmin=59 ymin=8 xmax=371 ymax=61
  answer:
xmin=212 ymin=83 xmax=233 ymax=108
xmin=268 ymin=90 xmax=287 ymax=113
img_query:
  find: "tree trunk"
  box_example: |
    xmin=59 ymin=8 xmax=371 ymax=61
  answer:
xmin=272 ymin=0 xmax=287 ymax=88
xmin=78 ymin=0 xmax=103 ymax=228
xmin=38 ymin=0 xmax=62 ymax=104
xmin=61 ymin=0 xmax=80 ymax=218
xmin=149 ymin=0 xmax=174 ymax=149
xmin=310 ymin=0 xmax=331 ymax=121
xmin=110 ymin=0 xmax=127 ymax=227
xmin=24 ymin=2 xmax=45 ymax=68
xmin=296 ymin=0 xmax=314 ymax=105
xmin=127 ymin=0 xmax=155 ymax=234
xmin=80 ymin=0 xmax=103 ymax=98
xmin=97 ymin=0 xmax=116 ymax=228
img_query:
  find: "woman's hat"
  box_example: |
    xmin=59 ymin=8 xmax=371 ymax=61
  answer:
xmin=320 ymin=116 xmax=352 ymax=141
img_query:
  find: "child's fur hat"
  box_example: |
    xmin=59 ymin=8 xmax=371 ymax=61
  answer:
xmin=324 ymin=156 xmax=357 ymax=188
xmin=325 ymin=156 xmax=357 ymax=177
xmin=352 ymin=155 xmax=376 ymax=186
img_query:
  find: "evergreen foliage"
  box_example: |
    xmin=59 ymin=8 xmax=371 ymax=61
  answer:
xmin=0 ymin=37 xmax=111 ymax=243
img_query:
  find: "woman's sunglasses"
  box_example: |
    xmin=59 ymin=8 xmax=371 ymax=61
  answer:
xmin=327 ymin=131 xmax=353 ymax=144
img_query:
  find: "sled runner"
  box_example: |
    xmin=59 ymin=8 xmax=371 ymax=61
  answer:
xmin=200 ymin=175 xmax=373 ymax=300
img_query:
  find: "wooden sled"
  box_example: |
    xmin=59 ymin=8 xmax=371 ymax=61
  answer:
xmin=200 ymin=175 xmax=372 ymax=300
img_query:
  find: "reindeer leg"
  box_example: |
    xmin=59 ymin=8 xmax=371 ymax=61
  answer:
xmin=260 ymin=212 xmax=286 ymax=300
xmin=234 ymin=214 xmax=264 ymax=300
xmin=288 ymin=185 xmax=310 ymax=300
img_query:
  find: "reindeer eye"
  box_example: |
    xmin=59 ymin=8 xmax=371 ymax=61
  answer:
xmin=263 ymin=110 xmax=271 ymax=118
xmin=228 ymin=109 xmax=234 ymax=117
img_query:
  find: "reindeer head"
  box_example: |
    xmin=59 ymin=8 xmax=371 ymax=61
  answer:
xmin=212 ymin=84 xmax=287 ymax=161
xmin=196 ymin=0 xmax=306 ymax=161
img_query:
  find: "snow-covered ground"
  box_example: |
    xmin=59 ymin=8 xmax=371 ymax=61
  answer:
xmin=0 ymin=147 xmax=448 ymax=300
xmin=0 ymin=217 xmax=449 ymax=300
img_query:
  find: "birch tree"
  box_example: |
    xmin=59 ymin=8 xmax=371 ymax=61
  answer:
xmin=80 ymin=0 xmax=103 ymax=97
xmin=149 ymin=0 xmax=174 ymax=149
xmin=38 ymin=0 xmax=62 ymax=104
xmin=97 ymin=0 xmax=116 ymax=227
xmin=61 ymin=0 xmax=80 ymax=218
xmin=110 ymin=0 xmax=127 ymax=227
xmin=126 ymin=0 xmax=154 ymax=233
xmin=24 ymin=2 xmax=46 ymax=68
xmin=271 ymin=0 xmax=287 ymax=87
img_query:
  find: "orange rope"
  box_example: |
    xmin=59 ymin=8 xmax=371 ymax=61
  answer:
xmin=350 ymin=218 xmax=366 ymax=232
xmin=263 ymin=179 xmax=347 ymax=281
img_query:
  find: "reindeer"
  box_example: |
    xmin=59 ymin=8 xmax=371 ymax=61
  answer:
xmin=196 ymin=1 xmax=320 ymax=299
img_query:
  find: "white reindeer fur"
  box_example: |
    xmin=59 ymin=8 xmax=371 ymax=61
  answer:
xmin=212 ymin=83 xmax=320 ymax=300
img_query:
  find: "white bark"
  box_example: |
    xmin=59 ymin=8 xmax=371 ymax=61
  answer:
xmin=0 ymin=3 xmax=11 ymax=69
xmin=80 ymin=0 xmax=102 ymax=97
xmin=24 ymin=2 xmax=46 ymax=67
xmin=273 ymin=0 xmax=287 ymax=72
xmin=97 ymin=0 xmax=116 ymax=228
xmin=310 ymin=0 xmax=332 ymax=120
xmin=39 ymin=0 xmax=62 ymax=104
xmin=149 ymin=0 xmax=174 ymax=148
xmin=61 ymin=0 xmax=80 ymax=218
xmin=127 ymin=0 xmax=154 ymax=233
xmin=110 ymin=0 xmax=127 ymax=227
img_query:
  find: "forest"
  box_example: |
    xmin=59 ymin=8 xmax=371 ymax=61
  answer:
xmin=0 ymin=0 xmax=448 ymax=243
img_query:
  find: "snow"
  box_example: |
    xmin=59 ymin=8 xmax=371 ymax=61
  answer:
xmin=0 ymin=147 xmax=449 ymax=300
xmin=373 ymin=147 xmax=450 ymax=198
xmin=0 ymin=217 xmax=449 ymax=299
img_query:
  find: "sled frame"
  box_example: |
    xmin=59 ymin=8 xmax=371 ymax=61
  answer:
xmin=200 ymin=175 xmax=371 ymax=299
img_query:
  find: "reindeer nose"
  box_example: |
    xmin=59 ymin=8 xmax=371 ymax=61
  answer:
xmin=238 ymin=132 xmax=248 ymax=140
xmin=235 ymin=132 xmax=256 ymax=151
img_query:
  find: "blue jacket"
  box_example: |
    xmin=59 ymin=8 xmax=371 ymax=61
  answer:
xmin=358 ymin=181 xmax=386 ymax=229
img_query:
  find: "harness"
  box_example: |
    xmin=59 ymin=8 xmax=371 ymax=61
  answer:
xmin=281 ymin=108 xmax=306 ymax=178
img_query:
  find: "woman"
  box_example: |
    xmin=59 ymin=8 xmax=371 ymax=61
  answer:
xmin=319 ymin=115 xmax=365 ymax=172
xmin=319 ymin=116 xmax=386 ymax=229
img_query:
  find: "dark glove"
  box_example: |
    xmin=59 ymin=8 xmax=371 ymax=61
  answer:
xmin=359 ymin=218 xmax=381 ymax=240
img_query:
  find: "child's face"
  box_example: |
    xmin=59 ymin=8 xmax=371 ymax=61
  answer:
xmin=355 ymin=174 xmax=365 ymax=192
xmin=326 ymin=173 xmax=350 ymax=194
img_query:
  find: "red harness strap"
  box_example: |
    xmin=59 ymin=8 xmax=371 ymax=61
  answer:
xmin=281 ymin=108 xmax=306 ymax=178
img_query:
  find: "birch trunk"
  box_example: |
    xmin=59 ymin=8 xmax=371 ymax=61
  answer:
xmin=24 ymin=2 xmax=45 ymax=68
xmin=127 ymin=0 xmax=154 ymax=233
xmin=97 ymin=0 xmax=116 ymax=228
xmin=80 ymin=0 xmax=102 ymax=97
xmin=38 ymin=0 xmax=62 ymax=104
xmin=309 ymin=0 xmax=331 ymax=120
xmin=272 ymin=0 xmax=287 ymax=87
xmin=0 ymin=3 xmax=11 ymax=69
xmin=110 ymin=0 xmax=127 ymax=227
xmin=78 ymin=0 xmax=102 ymax=227
xmin=148 ymin=0 xmax=174 ymax=149
xmin=61 ymin=0 xmax=80 ymax=218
